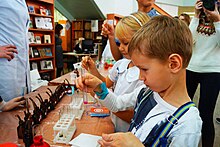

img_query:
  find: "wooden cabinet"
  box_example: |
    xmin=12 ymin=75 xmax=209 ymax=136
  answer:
xmin=106 ymin=13 xmax=123 ymax=27
xmin=72 ymin=19 xmax=103 ymax=49
xmin=26 ymin=0 xmax=55 ymax=80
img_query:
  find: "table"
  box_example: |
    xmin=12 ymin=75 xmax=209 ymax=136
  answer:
xmin=0 ymin=86 xmax=114 ymax=146
xmin=49 ymin=72 xmax=74 ymax=86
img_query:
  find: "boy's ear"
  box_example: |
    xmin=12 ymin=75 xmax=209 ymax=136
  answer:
xmin=168 ymin=54 xmax=182 ymax=73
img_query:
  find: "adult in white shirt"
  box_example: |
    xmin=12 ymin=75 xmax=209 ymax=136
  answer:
xmin=0 ymin=0 xmax=31 ymax=102
xmin=186 ymin=1 xmax=220 ymax=146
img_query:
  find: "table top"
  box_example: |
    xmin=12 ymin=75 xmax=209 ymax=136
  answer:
xmin=0 ymin=86 xmax=114 ymax=146
xmin=49 ymin=72 xmax=74 ymax=86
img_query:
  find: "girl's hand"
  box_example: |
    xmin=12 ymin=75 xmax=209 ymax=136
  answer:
xmin=101 ymin=20 xmax=115 ymax=38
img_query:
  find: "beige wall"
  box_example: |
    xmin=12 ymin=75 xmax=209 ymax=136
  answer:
xmin=178 ymin=6 xmax=195 ymax=17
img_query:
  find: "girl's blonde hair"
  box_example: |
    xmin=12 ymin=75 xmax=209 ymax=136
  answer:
xmin=115 ymin=11 xmax=150 ymax=40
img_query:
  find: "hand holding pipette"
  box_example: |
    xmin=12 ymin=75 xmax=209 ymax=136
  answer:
xmin=74 ymin=73 xmax=103 ymax=94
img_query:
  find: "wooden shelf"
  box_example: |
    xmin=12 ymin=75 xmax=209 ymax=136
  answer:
xmin=29 ymin=43 xmax=54 ymax=46
xmin=106 ymin=13 xmax=123 ymax=27
xmin=29 ymin=56 xmax=54 ymax=61
xmin=72 ymin=19 xmax=104 ymax=49
xmin=39 ymin=69 xmax=54 ymax=73
xmin=29 ymin=28 xmax=54 ymax=32
xmin=27 ymin=0 xmax=55 ymax=80
xmin=35 ymin=0 xmax=54 ymax=4
xmin=29 ymin=13 xmax=53 ymax=18
xmin=73 ymin=29 xmax=83 ymax=31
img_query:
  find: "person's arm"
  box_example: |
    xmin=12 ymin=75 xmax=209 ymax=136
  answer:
xmin=112 ymin=109 xmax=134 ymax=123
xmin=203 ymin=3 xmax=220 ymax=46
xmin=189 ymin=0 xmax=202 ymax=42
xmin=105 ymin=76 xmax=114 ymax=88
xmin=102 ymin=20 xmax=122 ymax=61
xmin=0 ymin=45 xmax=17 ymax=61
xmin=0 ymin=96 xmax=25 ymax=112
xmin=108 ymin=35 xmax=123 ymax=61
xmin=75 ymin=73 xmax=145 ymax=112
xmin=81 ymin=56 xmax=106 ymax=82
xmin=98 ymin=132 xmax=144 ymax=147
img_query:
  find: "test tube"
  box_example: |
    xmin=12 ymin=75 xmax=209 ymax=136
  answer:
xmin=80 ymin=68 xmax=88 ymax=104
xmin=71 ymin=94 xmax=77 ymax=106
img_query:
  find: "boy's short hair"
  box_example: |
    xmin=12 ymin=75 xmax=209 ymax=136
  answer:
xmin=128 ymin=15 xmax=193 ymax=68
xmin=115 ymin=11 xmax=150 ymax=41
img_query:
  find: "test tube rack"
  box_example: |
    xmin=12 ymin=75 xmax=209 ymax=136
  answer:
xmin=70 ymin=97 xmax=84 ymax=120
xmin=53 ymin=114 xmax=76 ymax=144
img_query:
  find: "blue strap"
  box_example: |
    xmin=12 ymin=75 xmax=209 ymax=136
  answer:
xmin=152 ymin=101 xmax=195 ymax=146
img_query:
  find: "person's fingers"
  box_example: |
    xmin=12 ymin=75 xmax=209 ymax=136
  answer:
xmin=81 ymin=62 xmax=88 ymax=70
xmin=98 ymin=139 xmax=114 ymax=147
xmin=19 ymin=100 xmax=26 ymax=105
xmin=6 ymin=51 xmax=15 ymax=58
xmin=102 ymin=133 xmax=114 ymax=141
xmin=195 ymin=2 xmax=203 ymax=9
xmin=103 ymin=20 xmax=108 ymax=24
xmin=4 ymin=44 xmax=16 ymax=49
xmin=13 ymin=96 xmax=24 ymax=102
xmin=74 ymin=77 xmax=84 ymax=90
xmin=3 ymin=54 xmax=12 ymax=61
xmin=6 ymin=48 xmax=18 ymax=54
xmin=97 ymin=139 xmax=104 ymax=146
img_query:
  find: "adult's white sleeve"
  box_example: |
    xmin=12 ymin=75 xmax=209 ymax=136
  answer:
xmin=189 ymin=17 xmax=199 ymax=43
xmin=213 ymin=21 xmax=220 ymax=47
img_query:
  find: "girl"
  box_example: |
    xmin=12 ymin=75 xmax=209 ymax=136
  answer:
xmin=81 ymin=11 xmax=150 ymax=132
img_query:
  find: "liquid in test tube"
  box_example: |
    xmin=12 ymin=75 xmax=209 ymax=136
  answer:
xmin=81 ymin=68 xmax=88 ymax=104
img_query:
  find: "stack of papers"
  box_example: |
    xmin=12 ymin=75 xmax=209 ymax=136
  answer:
xmin=69 ymin=133 xmax=101 ymax=147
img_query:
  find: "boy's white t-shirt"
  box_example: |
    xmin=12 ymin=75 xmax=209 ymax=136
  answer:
xmin=108 ymin=58 xmax=144 ymax=132
xmin=100 ymin=90 xmax=202 ymax=146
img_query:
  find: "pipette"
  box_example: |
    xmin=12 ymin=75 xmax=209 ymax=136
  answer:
xmin=80 ymin=68 xmax=88 ymax=104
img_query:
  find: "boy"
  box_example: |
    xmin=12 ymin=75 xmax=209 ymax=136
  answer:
xmin=75 ymin=15 xmax=202 ymax=146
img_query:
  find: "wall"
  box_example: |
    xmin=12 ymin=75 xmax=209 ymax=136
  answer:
xmin=94 ymin=0 xmax=134 ymax=17
xmin=157 ymin=0 xmax=182 ymax=6
xmin=94 ymin=0 xmax=194 ymax=17
xmin=156 ymin=3 xmax=179 ymax=16
xmin=182 ymin=0 xmax=196 ymax=6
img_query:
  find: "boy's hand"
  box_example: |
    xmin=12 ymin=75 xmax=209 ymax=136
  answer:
xmin=195 ymin=0 xmax=203 ymax=18
xmin=0 ymin=45 xmax=17 ymax=61
xmin=74 ymin=73 xmax=102 ymax=93
xmin=101 ymin=20 xmax=115 ymax=39
xmin=1 ymin=97 xmax=25 ymax=111
xmin=98 ymin=132 xmax=144 ymax=147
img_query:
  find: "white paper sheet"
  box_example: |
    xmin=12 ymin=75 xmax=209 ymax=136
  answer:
xmin=69 ymin=133 xmax=101 ymax=147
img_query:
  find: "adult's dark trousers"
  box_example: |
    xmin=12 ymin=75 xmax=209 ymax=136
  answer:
xmin=57 ymin=67 xmax=63 ymax=78
xmin=186 ymin=70 xmax=220 ymax=147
